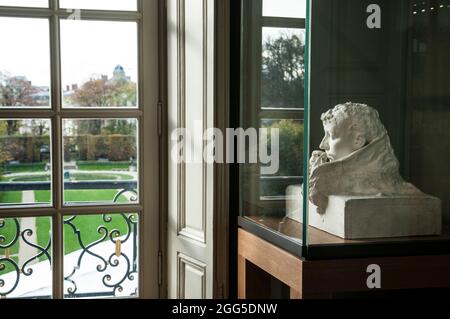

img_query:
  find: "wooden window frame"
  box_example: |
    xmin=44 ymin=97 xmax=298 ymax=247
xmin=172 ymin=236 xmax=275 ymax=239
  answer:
xmin=0 ymin=0 xmax=161 ymax=299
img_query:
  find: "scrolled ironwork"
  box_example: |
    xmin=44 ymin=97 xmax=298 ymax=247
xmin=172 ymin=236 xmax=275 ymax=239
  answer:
xmin=0 ymin=218 xmax=51 ymax=298
xmin=0 ymin=185 xmax=139 ymax=299
xmin=63 ymin=188 xmax=139 ymax=298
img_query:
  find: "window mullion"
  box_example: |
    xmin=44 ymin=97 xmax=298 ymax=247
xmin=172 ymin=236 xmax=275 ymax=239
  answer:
xmin=261 ymin=17 xmax=305 ymax=28
xmin=49 ymin=0 xmax=63 ymax=299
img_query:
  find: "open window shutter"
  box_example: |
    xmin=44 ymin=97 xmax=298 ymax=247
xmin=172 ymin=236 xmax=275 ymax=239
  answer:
xmin=167 ymin=0 xmax=215 ymax=299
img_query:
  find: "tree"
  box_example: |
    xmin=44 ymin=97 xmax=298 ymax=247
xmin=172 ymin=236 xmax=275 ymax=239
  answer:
xmin=266 ymin=120 xmax=304 ymax=177
xmin=70 ymin=78 xmax=113 ymax=107
xmin=0 ymin=121 xmax=12 ymax=166
xmin=0 ymin=71 xmax=38 ymax=107
xmin=102 ymin=119 xmax=136 ymax=136
xmin=68 ymin=77 xmax=137 ymax=108
xmin=262 ymin=120 xmax=304 ymax=197
xmin=261 ymin=33 xmax=305 ymax=109
xmin=30 ymin=120 xmax=49 ymax=136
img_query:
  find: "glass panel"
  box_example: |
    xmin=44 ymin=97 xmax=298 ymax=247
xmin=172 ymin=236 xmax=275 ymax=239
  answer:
xmin=63 ymin=213 xmax=139 ymax=299
xmin=240 ymin=0 xmax=308 ymax=248
xmin=240 ymin=118 xmax=303 ymax=243
xmin=0 ymin=119 xmax=52 ymax=207
xmin=260 ymin=119 xmax=303 ymax=198
xmin=304 ymin=0 xmax=450 ymax=249
xmin=0 ymin=18 xmax=50 ymax=108
xmin=263 ymin=0 xmax=306 ymax=18
xmin=0 ymin=217 xmax=52 ymax=299
xmin=60 ymin=20 xmax=138 ymax=108
xmin=62 ymin=119 xmax=138 ymax=206
xmin=60 ymin=0 xmax=137 ymax=11
xmin=0 ymin=0 xmax=47 ymax=7
xmin=262 ymin=28 xmax=305 ymax=109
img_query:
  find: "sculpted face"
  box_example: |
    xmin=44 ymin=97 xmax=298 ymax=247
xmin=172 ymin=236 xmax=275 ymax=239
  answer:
xmin=319 ymin=121 xmax=364 ymax=161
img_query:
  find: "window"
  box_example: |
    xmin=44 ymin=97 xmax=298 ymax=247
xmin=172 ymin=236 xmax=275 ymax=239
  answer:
xmin=0 ymin=0 xmax=159 ymax=299
xmin=0 ymin=17 xmax=51 ymax=108
xmin=240 ymin=0 xmax=306 ymax=216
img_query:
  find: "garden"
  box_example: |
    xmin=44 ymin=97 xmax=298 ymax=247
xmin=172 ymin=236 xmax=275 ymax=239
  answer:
xmin=0 ymin=119 xmax=139 ymax=284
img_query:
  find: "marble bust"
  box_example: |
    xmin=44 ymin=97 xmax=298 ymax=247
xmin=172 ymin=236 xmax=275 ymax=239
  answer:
xmin=286 ymin=102 xmax=442 ymax=239
xmin=309 ymin=102 xmax=421 ymax=214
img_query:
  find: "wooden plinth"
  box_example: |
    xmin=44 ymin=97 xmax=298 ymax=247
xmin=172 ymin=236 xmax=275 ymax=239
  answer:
xmin=238 ymin=228 xmax=450 ymax=299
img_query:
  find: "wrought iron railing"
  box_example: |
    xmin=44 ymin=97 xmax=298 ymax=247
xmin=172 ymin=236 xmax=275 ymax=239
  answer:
xmin=0 ymin=181 xmax=138 ymax=299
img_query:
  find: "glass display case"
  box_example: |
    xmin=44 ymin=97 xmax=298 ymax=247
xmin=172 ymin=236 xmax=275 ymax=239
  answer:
xmin=238 ymin=0 xmax=450 ymax=259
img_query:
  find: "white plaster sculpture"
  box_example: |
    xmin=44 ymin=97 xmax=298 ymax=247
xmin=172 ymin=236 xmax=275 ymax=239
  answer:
xmin=286 ymin=102 xmax=442 ymax=239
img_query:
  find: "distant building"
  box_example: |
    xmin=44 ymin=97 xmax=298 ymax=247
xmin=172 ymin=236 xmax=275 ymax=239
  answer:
xmin=31 ymin=86 xmax=50 ymax=103
xmin=110 ymin=65 xmax=132 ymax=84
xmin=62 ymin=65 xmax=132 ymax=99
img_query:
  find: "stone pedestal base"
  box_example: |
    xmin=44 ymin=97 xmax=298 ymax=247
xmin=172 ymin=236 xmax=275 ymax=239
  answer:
xmin=286 ymin=185 xmax=442 ymax=239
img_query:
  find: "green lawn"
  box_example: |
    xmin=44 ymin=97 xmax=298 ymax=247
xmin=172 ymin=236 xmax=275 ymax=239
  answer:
xmin=76 ymin=162 xmax=132 ymax=171
xmin=0 ymin=218 xmax=20 ymax=257
xmin=0 ymin=256 xmax=19 ymax=276
xmin=34 ymin=212 xmax=134 ymax=256
xmin=3 ymin=163 xmax=47 ymax=174
xmin=63 ymin=213 xmax=136 ymax=255
xmin=0 ymin=191 xmax=23 ymax=205
xmin=10 ymin=176 xmax=51 ymax=182
xmin=64 ymin=190 xmax=131 ymax=204
xmin=35 ymin=191 xmax=51 ymax=203
xmin=69 ymin=173 xmax=133 ymax=181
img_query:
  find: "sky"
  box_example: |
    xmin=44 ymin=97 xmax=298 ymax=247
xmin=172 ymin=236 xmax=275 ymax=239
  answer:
xmin=263 ymin=0 xmax=307 ymax=19
xmin=0 ymin=1 xmax=138 ymax=87
xmin=0 ymin=0 xmax=305 ymax=87
xmin=0 ymin=0 xmax=136 ymax=10
xmin=262 ymin=0 xmax=307 ymax=43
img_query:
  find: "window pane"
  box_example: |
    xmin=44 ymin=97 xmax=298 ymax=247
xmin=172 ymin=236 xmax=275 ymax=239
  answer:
xmin=61 ymin=20 xmax=138 ymax=108
xmin=261 ymin=119 xmax=304 ymax=177
xmin=262 ymin=28 xmax=305 ymax=109
xmin=0 ymin=217 xmax=52 ymax=299
xmin=62 ymin=119 xmax=138 ymax=206
xmin=0 ymin=18 xmax=50 ymax=108
xmin=260 ymin=119 xmax=303 ymax=198
xmin=60 ymin=0 xmax=137 ymax=11
xmin=0 ymin=0 xmax=47 ymax=7
xmin=263 ymin=0 xmax=306 ymax=18
xmin=63 ymin=213 xmax=138 ymax=299
xmin=0 ymin=120 xmax=52 ymax=207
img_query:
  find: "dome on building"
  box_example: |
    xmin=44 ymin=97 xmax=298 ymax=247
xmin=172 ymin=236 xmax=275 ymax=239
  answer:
xmin=113 ymin=65 xmax=126 ymax=76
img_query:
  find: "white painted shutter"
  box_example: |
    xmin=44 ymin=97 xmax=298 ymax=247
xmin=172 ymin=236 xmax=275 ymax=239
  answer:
xmin=167 ymin=0 xmax=215 ymax=299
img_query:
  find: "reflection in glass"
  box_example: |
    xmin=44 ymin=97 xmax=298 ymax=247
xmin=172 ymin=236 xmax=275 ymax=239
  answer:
xmin=60 ymin=0 xmax=137 ymax=11
xmin=0 ymin=217 xmax=52 ymax=299
xmin=262 ymin=28 xmax=305 ymax=109
xmin=0 ymin=18 xmax=50 ymax=108
xmin=260 ymin=119 xmax=303 ymax=199
xmin=0 ymin=0 xmax=47 ymax=7
xmin=61 ymin=20 xmax=138 ymax=108
xmin=263 ymin=0 xmax=306 ymax=18
xmin=62 ymin=119 xmax=138 ymax=205
xmin=0 ymin=120 xmax=52 ymax=207
xmin=63 ymin=213 xmax=139 ymax=299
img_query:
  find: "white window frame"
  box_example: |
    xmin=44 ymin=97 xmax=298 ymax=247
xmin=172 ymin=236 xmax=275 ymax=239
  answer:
xmin=0 ymin=0 xmax=161 ymax=299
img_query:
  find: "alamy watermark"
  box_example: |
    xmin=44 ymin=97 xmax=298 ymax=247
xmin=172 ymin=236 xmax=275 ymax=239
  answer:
xmin=366 ymin=264 xmax=382 ymax=289
xmin=367 ymin=4 xmax=381 ymax=29
xmin=171 ymin=122 xmax=280 ymax=175
xmin=66 ymin=8 xmax=81 ymax=20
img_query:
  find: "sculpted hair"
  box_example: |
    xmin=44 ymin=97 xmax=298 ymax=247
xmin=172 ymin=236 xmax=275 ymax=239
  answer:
xmin=321 ymin=102 xmax=386 ymax=144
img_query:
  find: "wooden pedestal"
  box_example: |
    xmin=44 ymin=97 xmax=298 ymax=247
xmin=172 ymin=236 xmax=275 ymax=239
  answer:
xmin=238 ymin=228 xmax=450 ymax=299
